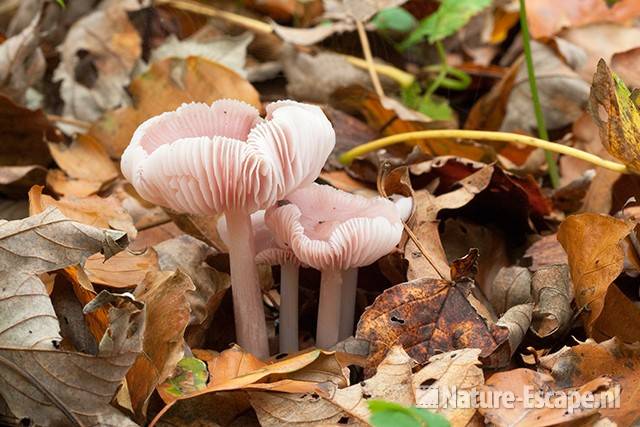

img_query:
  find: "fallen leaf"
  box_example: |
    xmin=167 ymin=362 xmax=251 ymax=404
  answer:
xmin=557 ymin=213 xmax=640 ymax=341
xmin=480 ymin=368 xmax=612 ymax=426
xmin=0 ymin=165 xmax=46 ymax=197
xmin=497 ymin=303 xmax=534 ymax=357
xmin=489 ymin=266 xmax=532 ymax=316
xmin=530 ymin=264 xmax=573 ymax=339
xmin=84 ymin=248 xmax=159 ymax=289
xmin=414 ymin=348 xmax=484 ymax=426
xmin=154 ymin=235 xmax=230 ymax=347
xmin=126 ymin=270 xmax=195 ymax=418
xmin=612 ymin=46 xmax=640 ymax=88
xmin=151 ymin=32 xmax=253 ymax=77
xmin=46 ymin=168 xmax=105 ymax=198
xmin=165 ymin=210 xmax=225 ymax=252
xmin=539 ymin=337 xmax=640 ymax=425
xmin=0 ymin=95 xmax=60 ymax=167
xmin=588 ymin=59 xmax=640 ymax=173
xmin=272 ymin=20 xmax=355 ymax=46
xmin=0 ymin=292 xmax=144 ymax=426
xmin=89 ymin=56 xmax=261 ymax=158
xmin=524 ymin=234 xmax=568 ymax=271
xmin=500 ymin=41 xmax=590 ymax=134
xmin=525 ymin=0 xmax=640 ymax=39
xmin=47 ymin=134 xmax=119 ymax=185
xmin=29 ymin=185 xmax=136 ymax=239
xmin=356 ymin=276 xmax=509 ymax=370
xmin=193 ymin=345 xmax=266 ymax=386
xmin=0 ymin=11 xmax=44 ymax=103
xmin=324 ymin=0 xmax=408 ymax=22
xmin=53 ymin=2 xmax=142 ymax=121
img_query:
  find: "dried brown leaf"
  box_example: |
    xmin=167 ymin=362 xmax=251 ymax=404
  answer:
xmin=530 ymin=264 xmax=573 ymax=339
xmin=489 ymin=266 xmax=532 ymax=316
xmin=48 ymin=134 xmax=118 ymax=185
xmin=85 ymin=249 xmax=159 ymax=289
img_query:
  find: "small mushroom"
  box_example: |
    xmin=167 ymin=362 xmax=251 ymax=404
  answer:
xmin=265 ymin=183 xmax=404 ymax=348
xmin=218 ymin=211 xmax=304 ymax=353
xmin=121 ymin=99 xmax=335 ymax=357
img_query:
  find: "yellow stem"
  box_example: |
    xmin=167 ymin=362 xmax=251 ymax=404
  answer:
xmin=355 ymin=20 xmax=384 ymax=98
xmin=338 ymin=130 xmax=629 ymax=174
xmin=156 ymin=0 xmax=415 ymax=89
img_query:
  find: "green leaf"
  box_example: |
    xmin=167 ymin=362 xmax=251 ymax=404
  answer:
xmin=157 ymin=357 xmax=208 ymax=398
xmin=55 ymin=0 xmax=66 ymax=7
xmin=401 ymin=0 xmax=491 ymax=48
xmin=417 ymin=96 xmax=453 ymax=121
xmin=369 ymin=400 xmax=450 ymax=427
xmin=372 ymin=7 xmax=417 ymax=32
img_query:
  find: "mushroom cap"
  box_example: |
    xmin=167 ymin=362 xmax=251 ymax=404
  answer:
xmin=121 ymin=99 xmax=335 ymax=215
xmin=217 ymin=210 xmax=302 ymax=266
xmin=264 ymin=183 xmax=404 ymax=271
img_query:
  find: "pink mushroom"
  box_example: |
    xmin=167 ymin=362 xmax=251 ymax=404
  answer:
xmin=121 ymin=99 xmax=335 ymax=358
xmin=265 ymin=183 xmax=404 ymax=348
xmin=218 ymin=211 xmax=304 ymax=353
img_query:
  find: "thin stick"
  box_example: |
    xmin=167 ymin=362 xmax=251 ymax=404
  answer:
xmin=225 ymin=211 xmax=269 ymax=359
xmin=339 ymin=268 xmax=358 ymax=340
xmin=279 ymin=263 xmax=299 ymax=353
xmin=316 ymin=269 xmax=343 ymax=349
xmin=519 ymin=0 xmax=560 ymax=188
xmin=47 ymin=114 xmax=91 ymax=129
xmin=355 ymin=20 xmax=384 ymax=97
xmin=344 ymin=56 xmax=414 ymax=88
xmin=338 ymin=129 xmax=629 ymax=174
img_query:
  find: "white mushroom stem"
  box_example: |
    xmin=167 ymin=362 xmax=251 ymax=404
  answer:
xmin=339 ymin=268 xmax=358 ymax=341
xmin=316 ymin=269 xmax=344 ymax=349
xmin=225 ymin=211 xmax=269 ymax=358
xmin=279 ymin=263 xmax=299 ymax=353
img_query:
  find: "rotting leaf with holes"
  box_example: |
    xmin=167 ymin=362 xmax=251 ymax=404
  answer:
xmin=588 ymin=59 xmax=640 ymax=173
xmin=557 ymin=212 xmax=640 ymax=342
xmin=356 ymin=274 xmax=510 ymax=371
xmin=89 ymin=56 xmax=261 ymax=158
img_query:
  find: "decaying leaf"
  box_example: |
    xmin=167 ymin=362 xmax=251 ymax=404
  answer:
xmin=558 ymin=213 xmax=640 ymax=341
xmin=524 ymin=234 xmax=568 ymax=271
xmin=480 ymin=368 xmax=613 ymax=426
xmin=356 ymin=276 xmax=509 ymax=370
xmin=539 ymin=337 xmax=640 ymax=425
xmin=53 ymin=2 xmax=142 ymax=121
xmin=126 ymin=270 xmax=195 ymax=418
xmin=496 ymin=303 xmax=534 ymax=356
xmin=612 ymin=46 xmax=640 ymax=89
xmin=588 ymin=59 xmax=640 ymax=173
xmin=530 ymin=264 xmax=573 ymax=339
xmin=0 ymin=292 xmax=144 ymax=426
xmin=414 ymin=348 xmax=484 ymax=426
xmin=47 ymin=134 xmax=119 ymax=186
xmin=84 ymin=249 xmax=159 ymax=289
xmin=29 ymin=185 xmax=136 ymax=239
xmin=489 ymin=266 xmax=532 ymax=316
xmin=89 ymin=56 xmax=261 ymax=158
xmin=0 ymin=165 xmax=46 ymax=197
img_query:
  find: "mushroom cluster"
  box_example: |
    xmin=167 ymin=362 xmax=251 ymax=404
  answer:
xmin=122 ymin=98 xmax=407 ymax=356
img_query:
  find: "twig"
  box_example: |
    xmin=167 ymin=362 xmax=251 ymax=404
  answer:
xmin=338 ymin=129 xmax=629 ymax=174
xmin=47 ymin=114 xmax=91 ymax=129
xmin=344 ymin=56 xmax=414 ymax=88
xmin=355 ymin=20 xmax=384 ymax=98
xmin=519 ymin=0 xmax=560 ymax=188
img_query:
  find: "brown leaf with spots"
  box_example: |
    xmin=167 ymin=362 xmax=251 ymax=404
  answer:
xmin=539 ymin=337 xmax=640 ymax=425
xmin=557 ymin=213 xmax=640 ymax=341
xmin=356 ymin=276 xmax=510 ymax=371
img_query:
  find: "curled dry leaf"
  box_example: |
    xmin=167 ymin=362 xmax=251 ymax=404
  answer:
xmin=29 ymin=185 xmax=137 ymax=239
xmin=588 ymin=59 xmax=640 ymax=173
xmin=251 ymin=346 xmax=410 ymax=426
xmin=89 ymin=56 xmax=261 ymax=158
xmin=356 ymin=276 xmax=509 ymax=371
xmin=524 ymin=234 xmax=568 ymax=271
xmin=154 ymin=235 xmax=230 ymax=347
xmin=84 ymin=249 xmax=159 ymax=289
xmin=489 ymin=266 xmax=532 ymax=316
xmin=0 ymin=11 xmax=44 ymax=103
xmin=53 ymin=2 xmax=141 ymax=122
xmin=414 ymin=348 xmax=484 ymax=427
xmin=0 ymin=291 xmax=144 ymax=427
xmin=480 ymin=368 xmax=613 ymax=426
xmin=557 ymin=213 xmax=640 ymax=342
xmin=539 ymin=337 xmax=640 ymax=425
xmin=48 ymin=134 xmax=119 ymax=186
xmin=0 ymin=95 xmax=59 ymax=167
xmin=126 ymin=270 xmax=195 ymax=418
xmin=497 ymin=303 xmax=534 ymax=357
xmin=530 ymin=264 xmax=573 ymax=339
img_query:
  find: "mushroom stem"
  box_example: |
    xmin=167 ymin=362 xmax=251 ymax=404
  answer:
xmin=339 ymin=268 xmax=358 ymax=340
xmin=279 ymin=263 xmax=299 ymax=353
xmin=225 ymin=211 xmax=269 ymax=358
xmin=316 ymin=269 xmax=343 ymax=349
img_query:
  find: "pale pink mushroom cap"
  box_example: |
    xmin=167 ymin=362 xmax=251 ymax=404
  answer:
xmin=264 ymin=183 xmax=404 ymax=271
xmin=217 ymin=210 xmax=303 ymax=266
xmin=121 ymin=99 xmax=335 ymax=215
